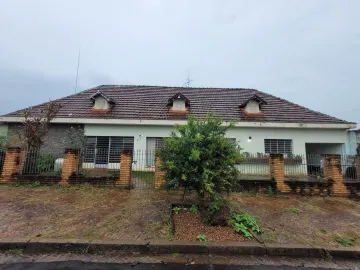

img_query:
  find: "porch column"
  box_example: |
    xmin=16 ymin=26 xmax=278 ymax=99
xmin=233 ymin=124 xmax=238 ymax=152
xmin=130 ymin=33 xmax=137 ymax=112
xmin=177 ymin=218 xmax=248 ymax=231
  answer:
xmin=269 ymin=153 xmax=290 ymax=193
xmin=0 ymin=147 xmax=21 ymax=182
xmin=355 ymin=155 xmax=360 ymax=181
xmin=155 ymin=157 xmax=166 ymax=189
xmin=323 ymin=155 xmax=349 ymax=196
xmin=60 ymin=148 xmax=80 ymax=186
xmin=118 ymin=150 xmax=132 ymax=187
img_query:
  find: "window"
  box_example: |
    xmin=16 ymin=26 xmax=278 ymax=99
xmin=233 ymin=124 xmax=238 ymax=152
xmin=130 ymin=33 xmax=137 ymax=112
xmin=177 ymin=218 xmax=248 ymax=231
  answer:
xmin=94 ymin=97 xmax=108 ymax=109
xmin=173 ymin=99 xmax=186 ymax=111
xmin=245 ymin=100 xmax=260 ymax=113
xmin=84 ymin=136 xmax=134 ymax=165
xmin=264 ymin=139 xmax=292 ymax=154
xmin=146 ymin=137 xmax=166 ymax=166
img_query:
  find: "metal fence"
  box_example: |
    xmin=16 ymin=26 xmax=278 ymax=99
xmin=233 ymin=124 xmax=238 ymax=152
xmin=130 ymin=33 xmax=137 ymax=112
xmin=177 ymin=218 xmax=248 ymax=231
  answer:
xmin=237 ymin=153 xmax=270 ymax=180
xmin=0 ymin=146 xmax=358 ymax=187
xmin=284 ymin=154 xmax=320 ymax=180
xmin=0 ymin=149 xmax=5 ymax=175
xmin=21 ymin=148 xmax=64 ymax=176
xmin=131 ymin=150 xmax=155 ymax=189
xmin=342 ymin=155 xmax=358 ymax=181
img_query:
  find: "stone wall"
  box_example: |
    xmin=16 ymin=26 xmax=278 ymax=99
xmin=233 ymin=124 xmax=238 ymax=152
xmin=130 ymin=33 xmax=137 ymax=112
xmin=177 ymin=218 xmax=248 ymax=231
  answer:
xmin=7 ymin=123 xmax=85 ymax=156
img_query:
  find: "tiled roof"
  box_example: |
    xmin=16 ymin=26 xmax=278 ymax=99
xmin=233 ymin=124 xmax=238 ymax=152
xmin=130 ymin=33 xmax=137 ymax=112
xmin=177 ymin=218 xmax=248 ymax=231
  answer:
xmin=2 ymin=85 xmax=354 ymax=124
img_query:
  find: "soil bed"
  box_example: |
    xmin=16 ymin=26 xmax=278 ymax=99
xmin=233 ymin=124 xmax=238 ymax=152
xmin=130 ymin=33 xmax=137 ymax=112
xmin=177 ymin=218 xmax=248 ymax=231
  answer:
xmin=173 ymin=211 xmax=246 ymax=241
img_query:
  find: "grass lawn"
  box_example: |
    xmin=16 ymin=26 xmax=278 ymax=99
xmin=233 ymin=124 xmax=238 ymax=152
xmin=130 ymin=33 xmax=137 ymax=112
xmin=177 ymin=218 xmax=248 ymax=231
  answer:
xmin=0 ymin=184 xmax=359 ymax=248
xmin=132 ymin=171 xmax=155 ymax=182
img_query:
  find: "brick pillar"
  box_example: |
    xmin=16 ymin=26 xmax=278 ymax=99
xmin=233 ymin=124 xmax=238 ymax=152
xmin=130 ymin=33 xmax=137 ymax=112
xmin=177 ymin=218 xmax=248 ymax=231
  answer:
xmin=60 ymin=148 xmax=79 ymax=186
xmin=355 ymin=155 xmax=360 ymax=181
xmin=0 ymin=147 xmax=21 ymax=182
xmin=155 ymin=157 xmax=166 ymax=189
xmin=323 ymin=155 xmax=348 ymax=196
xmin=118 ymin=150 xmax=132 ymax=187
xmin=18 ymin=150 xmax=27 ymax=174
xmin=269 ymin=153 xmax=290 ymax=193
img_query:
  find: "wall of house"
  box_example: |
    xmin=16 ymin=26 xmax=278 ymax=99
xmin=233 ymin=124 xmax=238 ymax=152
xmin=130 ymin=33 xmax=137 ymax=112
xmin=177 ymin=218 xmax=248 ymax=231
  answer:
xmin=343 ymin=130 xmax=358 ymax=156
xmin=0 ymin=124 xmax=8 ymax=137
xmin=84 ymin=124 xmax=348 ymax=155
xmin=7 ymin=123 xmax=84 ymax=156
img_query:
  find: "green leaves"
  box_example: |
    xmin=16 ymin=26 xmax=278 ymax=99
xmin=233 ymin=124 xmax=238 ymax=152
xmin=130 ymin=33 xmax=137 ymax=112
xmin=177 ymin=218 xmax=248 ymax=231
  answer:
xmin=190 ymin=205 xmax=199 ymax=214
xmin=234 ymin=223 xmax=252 ymax=238
xmin=229 ymin=213 xmax=263 ymax=238
xmin=196 ymin=234 xmax=207 ymax=242
xmin=190 ymin=149 xmax=200 ymax=161
xmin=156 ymin=113 xmax=243 ymax=202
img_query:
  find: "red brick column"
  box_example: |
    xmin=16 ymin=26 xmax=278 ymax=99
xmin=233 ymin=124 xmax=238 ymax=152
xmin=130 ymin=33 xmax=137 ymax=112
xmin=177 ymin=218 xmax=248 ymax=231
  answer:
xmin=355 ymin=155 xmax=360 ymax=181
xmin=0 ymin=147 xmax=22 ymax=182
xmin=18 ymin=150 xmax=27 ymax=174
xmin=118 ymin=150 xmax=132 ymax=187
xmin=155 ymin=157 xmax=166 ymax=189
xmin=323 ymin=155 xmax=349 ymax=196
xmin=60 ymin=148 xmax=79 ymax=186
xmin=269 ymin=153 xmax=290 ymax=193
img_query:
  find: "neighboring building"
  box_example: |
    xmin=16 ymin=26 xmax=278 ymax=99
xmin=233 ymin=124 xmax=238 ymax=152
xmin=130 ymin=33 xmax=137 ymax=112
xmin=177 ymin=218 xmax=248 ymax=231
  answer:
xmin=0 ymin=85 xmax=356 ymax=169
xmin=356 ymin=129 xmax=360 ymax=155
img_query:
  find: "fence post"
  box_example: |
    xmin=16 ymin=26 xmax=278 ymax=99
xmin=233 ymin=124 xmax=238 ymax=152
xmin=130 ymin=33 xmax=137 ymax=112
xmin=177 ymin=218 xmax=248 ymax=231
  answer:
xmin=355 ymin=155 xmax=360 ymax=182
xmin=155 ymin=157 xmax=166 ymax=189
xmin=0 ymin=147 xmax=21 ymax=182
xmin=323 ymin=155 xmax=349 ymax=196
xmin=269 ymin=153 xmax=290 ymax=193
xmin=60 ymin=148 xmax=79 ymax=186
xmin=118 ymin=150 xmax=132 ymax=187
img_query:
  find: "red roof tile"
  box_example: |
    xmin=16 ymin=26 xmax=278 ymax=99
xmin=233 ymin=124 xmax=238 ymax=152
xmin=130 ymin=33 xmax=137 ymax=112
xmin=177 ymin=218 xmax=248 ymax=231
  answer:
xmin=2 ymin=85 xmax=354 ymax=124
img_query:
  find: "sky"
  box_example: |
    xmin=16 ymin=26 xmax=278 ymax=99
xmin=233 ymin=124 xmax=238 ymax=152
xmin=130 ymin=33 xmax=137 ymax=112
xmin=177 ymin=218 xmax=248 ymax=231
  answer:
xmin=0 ymin=0 xmax=359 ymax=126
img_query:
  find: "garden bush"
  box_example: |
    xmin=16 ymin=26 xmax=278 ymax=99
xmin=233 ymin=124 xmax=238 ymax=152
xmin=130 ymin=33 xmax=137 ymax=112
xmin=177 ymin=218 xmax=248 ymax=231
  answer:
xmin=157 ymin=113 xmax=244 ymax=224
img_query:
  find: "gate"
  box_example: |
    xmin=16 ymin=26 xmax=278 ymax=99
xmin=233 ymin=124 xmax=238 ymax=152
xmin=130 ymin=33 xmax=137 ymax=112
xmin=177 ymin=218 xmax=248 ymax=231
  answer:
xmin=131 ymin=151 xmax=155 ymax=189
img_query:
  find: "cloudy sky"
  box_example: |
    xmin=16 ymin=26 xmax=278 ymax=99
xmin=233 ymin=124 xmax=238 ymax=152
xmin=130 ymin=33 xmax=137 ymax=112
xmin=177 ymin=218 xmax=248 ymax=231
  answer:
xmin=0 ymin=0 xmax=359 ymax=125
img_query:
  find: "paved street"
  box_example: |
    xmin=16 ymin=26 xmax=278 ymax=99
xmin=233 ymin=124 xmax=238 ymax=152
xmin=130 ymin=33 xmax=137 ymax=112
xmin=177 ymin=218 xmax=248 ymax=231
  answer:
xmin=1 ymin=253 xmax=359 ymax=270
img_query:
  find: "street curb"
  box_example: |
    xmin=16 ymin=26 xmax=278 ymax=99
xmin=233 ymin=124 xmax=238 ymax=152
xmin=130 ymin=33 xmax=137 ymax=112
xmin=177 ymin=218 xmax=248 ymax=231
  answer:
xmin=0 ymin=239 xmax=359 ymax=259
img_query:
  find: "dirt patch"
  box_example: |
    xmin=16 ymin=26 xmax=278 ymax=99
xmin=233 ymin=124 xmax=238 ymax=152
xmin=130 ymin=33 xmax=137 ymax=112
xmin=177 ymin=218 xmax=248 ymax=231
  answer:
xmin=0 ymin=185 xmax=359 ymax=248
xmin=173 ymin=211 xmax=246 ymax=241
xmin=230 ymin=193 xmax=360 ymax=248
xmin=0 ymin=184 xmax=186 ymax=241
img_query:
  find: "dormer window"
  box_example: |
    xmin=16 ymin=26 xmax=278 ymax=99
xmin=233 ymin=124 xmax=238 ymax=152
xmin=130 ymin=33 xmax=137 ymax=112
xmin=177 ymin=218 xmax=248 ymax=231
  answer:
xmin=89 ymin=91 xmax=115 ymax=110
xmin=245 ymin=100 xmax=261 ymax=113
xmin=167 ymin=93 xmax=190 ymax=113
xmin=173 ymin=99 xmax=186 ymax=111
xmin=94 ymin=96 xmax=109 ymax=109
xmin=239 ymin=94 xmax=266 ymax=114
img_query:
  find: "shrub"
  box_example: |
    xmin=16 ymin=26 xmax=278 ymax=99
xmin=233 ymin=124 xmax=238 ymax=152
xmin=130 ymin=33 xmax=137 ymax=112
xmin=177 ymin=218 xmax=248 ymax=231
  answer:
xmin=157 ymin=113 xmax=243 ymax=205
xmin=36 ymin=154 xmax=56 ymax=173
xmin=196 ymin=234 xmax=207 ymax=242
xmin=228 ymin=213 xmax=262 ymax=238
xmin=190 ymin=205 xmax=199 ymax=214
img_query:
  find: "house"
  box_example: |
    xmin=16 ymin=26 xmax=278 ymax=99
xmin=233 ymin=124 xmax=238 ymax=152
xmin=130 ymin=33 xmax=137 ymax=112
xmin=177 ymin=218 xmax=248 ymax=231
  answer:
xmin=0 ymin=85 xmax=356 ymax=172
xmin=345 ymin=129 xmax=360 ymax=156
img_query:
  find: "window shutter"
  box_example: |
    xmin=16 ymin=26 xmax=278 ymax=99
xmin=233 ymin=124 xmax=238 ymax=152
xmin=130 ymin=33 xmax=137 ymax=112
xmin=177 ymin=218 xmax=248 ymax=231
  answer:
xmin=264 ymin=139 xmax=292 ymax=154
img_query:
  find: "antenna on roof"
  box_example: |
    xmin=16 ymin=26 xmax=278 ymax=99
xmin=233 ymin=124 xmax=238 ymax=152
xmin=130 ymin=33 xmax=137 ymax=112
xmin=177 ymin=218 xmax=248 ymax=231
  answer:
xmin=74 ymin=47 xmax=81 ymax=93
xmin=184 ymin=73 xmax=193 ymax=87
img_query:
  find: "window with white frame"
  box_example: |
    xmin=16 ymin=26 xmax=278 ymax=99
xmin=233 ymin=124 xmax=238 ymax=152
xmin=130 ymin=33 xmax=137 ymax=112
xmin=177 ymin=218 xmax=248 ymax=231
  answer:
xmin=264 ymin=139 xmax=292 ymax=154
xmin=146 ymin=137 xmax=166 ymax=166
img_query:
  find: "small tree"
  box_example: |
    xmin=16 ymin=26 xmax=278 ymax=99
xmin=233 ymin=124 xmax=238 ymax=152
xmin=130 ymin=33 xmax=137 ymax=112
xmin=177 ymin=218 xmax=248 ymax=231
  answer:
xmin=17 ymin=102 xmax=62 ymax=150
xmin=157 ymin=113 xmax=243 ymax=204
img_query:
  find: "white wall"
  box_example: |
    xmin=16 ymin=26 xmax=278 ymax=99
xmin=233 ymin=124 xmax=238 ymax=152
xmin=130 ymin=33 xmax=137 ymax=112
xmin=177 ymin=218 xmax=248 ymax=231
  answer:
xmin=84 ymin=124 xmax=348 ymax=155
